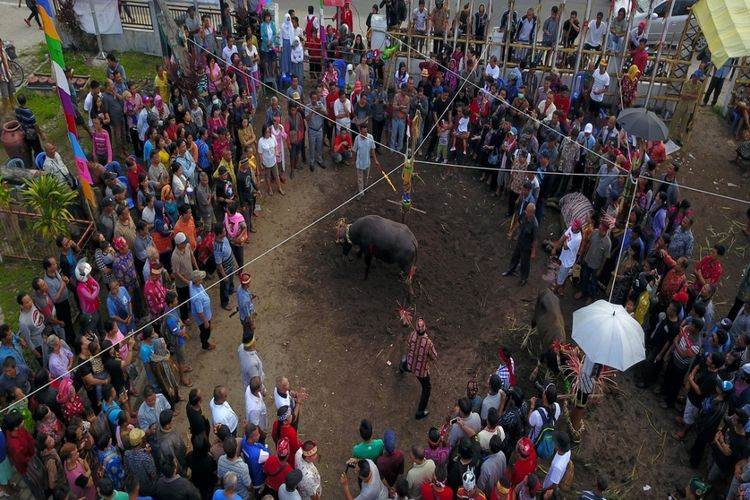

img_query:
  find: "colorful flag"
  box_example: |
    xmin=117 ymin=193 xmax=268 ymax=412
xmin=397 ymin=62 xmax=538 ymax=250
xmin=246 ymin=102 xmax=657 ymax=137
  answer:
xmin=36 ymin=0 xmax=96 ymax=208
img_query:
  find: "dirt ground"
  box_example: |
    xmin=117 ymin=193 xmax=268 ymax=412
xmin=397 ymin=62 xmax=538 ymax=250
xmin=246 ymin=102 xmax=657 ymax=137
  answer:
xmin=164 ymin=106 xmax=749 ymax=499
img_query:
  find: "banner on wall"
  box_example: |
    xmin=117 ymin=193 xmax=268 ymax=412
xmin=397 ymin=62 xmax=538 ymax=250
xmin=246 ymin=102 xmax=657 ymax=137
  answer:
xmin=73 ymin=0 xmax=123 ymax=35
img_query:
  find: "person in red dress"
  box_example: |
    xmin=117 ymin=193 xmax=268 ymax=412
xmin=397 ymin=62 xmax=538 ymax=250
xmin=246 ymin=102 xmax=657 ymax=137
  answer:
xmin=507 ymin=437 xmax=537 ymax=487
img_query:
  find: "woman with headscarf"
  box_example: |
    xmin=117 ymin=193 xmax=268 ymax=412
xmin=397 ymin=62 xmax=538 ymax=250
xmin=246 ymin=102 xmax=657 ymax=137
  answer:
xmin=621 ymin=64 xmax=641 ymax=108
xmin=280 ymin=13 xmax=295 ymax=76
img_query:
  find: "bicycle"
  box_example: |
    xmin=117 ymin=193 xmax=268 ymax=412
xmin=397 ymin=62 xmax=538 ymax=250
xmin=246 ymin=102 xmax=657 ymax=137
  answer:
xmin=4 ymin=40 xmax=25 ymax=89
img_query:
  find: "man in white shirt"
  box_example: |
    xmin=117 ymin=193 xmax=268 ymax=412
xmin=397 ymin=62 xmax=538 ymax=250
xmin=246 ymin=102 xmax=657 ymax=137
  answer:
xmin=542 ymin=432 xmax=572 ymax=492
xmin=333 ymin=91 xmax=352 ymax=133
xmin=42 ymin=143 xmax=75 ymax=188
xmin=340 ymin=458 xmax=389 ymax=499
xmin=406 ymin=445 xmax=436 ymax=498
xmin=589 ymin=59 xmax=610 ymax=120
xmin=584 ymin=11 xmax=607 ymax=49
xmin=295 ymin=441 xmax=322 ymax=500
xmin=83 ymin=80 xmax=101 ymax=129
xmin=244 ymin=376 xmax=268 ymax=433
xmin=136 ymin=97 xmax=152 ymax=143
xmin=552 ymin=218 xmax=583 ymax=296
xmin=222 ymin=36 xmax=239 ymax=65
xmin=412 ymin=0 xmax=429 ymax=50
xmin=485 ymin=55 xmax=501 ymax=81
xmin=210 ymin=385 xmax=239 ymax=434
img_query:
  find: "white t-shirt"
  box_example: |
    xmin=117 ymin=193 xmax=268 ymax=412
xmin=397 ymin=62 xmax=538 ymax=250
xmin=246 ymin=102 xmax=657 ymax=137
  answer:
xmin=244 ymin=386 xmax=268 ymax=432
xmin=590 ymin=70 xmax=610 ymax=102
xmin=528 ymin=402 xmax=561 ymax=441
xmin=274 ymin=387 xmax=296 ymax=414
xmin=559 ymin=228 xmax=582 ymax=268
xmin=83 ymin=92 xmax=95 ymax=127
xmin=485 ymin=64 xmax=501 ymax=81
xmin=258 ymin=136 xmax=277 ymax=168
xmin=244 ymin=43 xmax=259 ymax=73
xmin=543 ymin=450 xmax=571 ymax=488
xmin=209 ymin=398 xmax=239 ymax=433
xmin=585 ymin=20 xmax=607 ymax=47
xmin=222 ymin=44 xmax=239 ymax=64
xmin=478 ymin=427 xmax=506 ymax=451
xmin=536 ymin=100 xmax=557 ymax=121
xmin=333 ymin=98 xmax=352 ymax=131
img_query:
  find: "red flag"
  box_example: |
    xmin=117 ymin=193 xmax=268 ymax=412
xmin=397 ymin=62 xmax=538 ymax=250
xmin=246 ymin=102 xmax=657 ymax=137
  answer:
xmin=324 ymin=0 xmax=345 ymax=6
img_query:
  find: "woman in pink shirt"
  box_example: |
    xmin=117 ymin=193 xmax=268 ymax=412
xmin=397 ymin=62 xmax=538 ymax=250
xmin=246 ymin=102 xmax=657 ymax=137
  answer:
xmin=91 ymin=116 xmax=113 ymax=165
xmin=74 ymin=262 xmax=101 ymax=326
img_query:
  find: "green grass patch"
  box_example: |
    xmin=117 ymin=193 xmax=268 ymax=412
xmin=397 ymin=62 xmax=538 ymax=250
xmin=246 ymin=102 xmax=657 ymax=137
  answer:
xmin=0 ymin=260 xmax=40 ymax=331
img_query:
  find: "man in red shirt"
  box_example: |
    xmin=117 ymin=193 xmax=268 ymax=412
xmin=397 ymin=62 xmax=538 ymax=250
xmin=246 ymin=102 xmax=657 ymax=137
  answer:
xmin=325 ymin=82 xmax=340 ymax=146
xmin=400 ymin=317 xmax=438 ymax=419
xmin=690 ymin=244 xmax=725 ymax=296
xmin=421 ymin=465 xmax=453 ymax=499
xmin=334 ymin=1 xmax=354 ymax=32
xmin=332 ymin=129 xmax=353 ymax=165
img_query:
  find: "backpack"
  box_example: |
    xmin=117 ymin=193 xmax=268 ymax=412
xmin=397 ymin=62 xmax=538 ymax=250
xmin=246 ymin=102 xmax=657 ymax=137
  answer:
xmin=533 ymin=406 xmax=557 ymax=460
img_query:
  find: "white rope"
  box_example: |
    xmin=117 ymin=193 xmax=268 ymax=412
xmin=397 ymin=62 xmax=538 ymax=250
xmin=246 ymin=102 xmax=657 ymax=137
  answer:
xmin=0 ymin=157 xmax=405 ymax=413
xmin=389 ymin=34 xmax=625 ymax=171
xmin=640 ymin=175 xmax=750 ymax=206
xmin=187 ymin=37 xmax=407 ymax=159
xmin=415 ymin=158 xmax=630 ymax=177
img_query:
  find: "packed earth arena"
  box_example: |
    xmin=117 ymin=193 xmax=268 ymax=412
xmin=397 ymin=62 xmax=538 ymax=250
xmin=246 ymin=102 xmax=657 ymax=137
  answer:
xmin=1 ymin=0 xmax=750 ymax=498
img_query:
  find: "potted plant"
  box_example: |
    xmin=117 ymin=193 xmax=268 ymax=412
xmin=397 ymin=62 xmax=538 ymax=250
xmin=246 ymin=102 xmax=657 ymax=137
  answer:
xmin=21 ymin=174 xmax=78 ymax=239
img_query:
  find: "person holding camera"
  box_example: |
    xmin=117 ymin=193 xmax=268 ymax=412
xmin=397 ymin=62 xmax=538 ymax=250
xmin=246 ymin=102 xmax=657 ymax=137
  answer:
xmin=339 ymin=458 xmax=389 ymax=499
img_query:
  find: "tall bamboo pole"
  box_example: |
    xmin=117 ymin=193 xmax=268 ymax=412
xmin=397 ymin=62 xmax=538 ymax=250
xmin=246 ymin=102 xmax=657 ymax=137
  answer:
xmin=407 ymin=0 xmax=414 ymax=71
xmin=500 ymin=0 xmax=514 ymax=78
xmin=452 ymin=0 xmax=462 ymax=52
xmin=619 ymin=3 xmax=637 ymax=74
xmin=572 ymin=0 xmax=592 ymax=80
xmin=464 ymin=0 xmax=474 ymax=68
xmin=600 ymin=0 xmax=616 ymax=63
xmin=483 ymin=0 xmax=494 ymax=63
xmin=645 ymin=0 xmax=675 ymax=105
xmin=548 ymin=0 xmax=565 ymax=75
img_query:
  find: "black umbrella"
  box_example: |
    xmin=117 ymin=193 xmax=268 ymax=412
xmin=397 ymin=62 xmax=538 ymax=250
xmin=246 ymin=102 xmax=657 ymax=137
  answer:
xmin=616 ymin=107 xmax=669 ymax=141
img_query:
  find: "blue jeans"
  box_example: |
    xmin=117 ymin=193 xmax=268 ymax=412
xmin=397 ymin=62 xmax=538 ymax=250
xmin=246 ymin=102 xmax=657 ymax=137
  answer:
xmin=219 ymin=270 xmax=234 ymax=307
xmin=390 ymin=118 xmax=405 ymax=152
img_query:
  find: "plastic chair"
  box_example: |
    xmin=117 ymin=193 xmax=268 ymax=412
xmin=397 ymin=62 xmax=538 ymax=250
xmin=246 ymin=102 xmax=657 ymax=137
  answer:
xmin=34 ymin=152 xmax=46 ymax=170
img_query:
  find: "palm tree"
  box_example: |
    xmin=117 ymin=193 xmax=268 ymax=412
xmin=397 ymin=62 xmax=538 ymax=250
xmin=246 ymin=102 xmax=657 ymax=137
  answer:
xmin=21 ymin=174 xmax=78 ymax=239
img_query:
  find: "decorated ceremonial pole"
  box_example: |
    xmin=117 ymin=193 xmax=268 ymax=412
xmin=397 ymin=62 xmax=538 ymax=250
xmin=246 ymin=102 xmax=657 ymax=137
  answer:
xmin=36 ymin=0 xmax=96 ymax=209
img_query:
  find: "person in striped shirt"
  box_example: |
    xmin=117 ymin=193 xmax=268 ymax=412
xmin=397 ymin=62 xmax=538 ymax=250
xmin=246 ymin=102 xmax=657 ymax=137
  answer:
xmin=400 ymin=317 xmax=438 ymax=420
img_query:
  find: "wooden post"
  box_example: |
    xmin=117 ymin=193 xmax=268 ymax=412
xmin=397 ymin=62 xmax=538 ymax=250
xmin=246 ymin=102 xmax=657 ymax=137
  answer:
xmin=452 ymin=0 xmax=462 ymax=53
xmin=572 ymin=0 xmax=592 ymax=80
xmin=619 ymin=3 xmax=636 ymax=74
xmin=600 ymin=0 xmax=615 ymax=63
xmin=483 ymin=0 xmax=494 ymax=64
xmin=645 ymin=0 xmax=675 ymax=106
xmin=407 ymin=0 xmax=414 ymax=71
xmin=501 ymin=0 xmax=514 ymax=78
xmin=464 ymin=0 xmax=474 ymax=66
xmin=548 ymin=0 xmax=565 ymax=73
xmin=529 ymin=0 xmax=543 ymax=66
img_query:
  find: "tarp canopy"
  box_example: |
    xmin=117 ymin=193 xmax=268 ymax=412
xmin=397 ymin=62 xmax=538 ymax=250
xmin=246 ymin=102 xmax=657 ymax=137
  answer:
xmin=693 ymin=0 xmax=750 ymax=67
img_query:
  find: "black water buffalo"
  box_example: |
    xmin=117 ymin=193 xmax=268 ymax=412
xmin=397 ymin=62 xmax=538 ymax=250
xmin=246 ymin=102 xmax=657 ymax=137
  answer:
xmin=530 ymin=289 xmax=567 ymax=380
xmin=335 ymin=215 xmax=418 ymax=290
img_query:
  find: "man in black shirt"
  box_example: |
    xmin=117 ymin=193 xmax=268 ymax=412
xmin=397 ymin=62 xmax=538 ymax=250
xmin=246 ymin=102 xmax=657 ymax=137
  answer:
xmin=427 ymin=90 xmax=450 ymax=157
xmin=502 ymin=202 xmax=538 ymax=286
xmin=186 ymin=388 xmax=211 ymax=442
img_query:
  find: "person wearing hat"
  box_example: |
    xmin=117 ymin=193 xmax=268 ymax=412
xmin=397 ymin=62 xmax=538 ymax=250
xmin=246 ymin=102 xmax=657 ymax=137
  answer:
xmin=171 ymin=231 xmax=197 ymax=322
xmin=375 ymin=429 xmax=404 ymax=488
xmin=690 ymin=378 xmax=733 ymax=468
xmin=264 ymin=437 xmax=293 ymax=494
xmin=295 ymin=440 xmax=321 ymax=499
xmin=122 ymin=427 xmax=157 ymax=495
xmin=75 ymin=260 xmax=102 ymax=331
xmin=670 ymin=69 xmax=703 ymax=144
xmin=455 ymin=467 xmax=485 ymax=499
xmin=189 ymin=269 xmax=215 ymax=350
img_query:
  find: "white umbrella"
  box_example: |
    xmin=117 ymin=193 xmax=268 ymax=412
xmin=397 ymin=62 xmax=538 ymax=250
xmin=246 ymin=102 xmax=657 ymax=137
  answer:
xmin=572 ymin=300 xmax=646 ymax=371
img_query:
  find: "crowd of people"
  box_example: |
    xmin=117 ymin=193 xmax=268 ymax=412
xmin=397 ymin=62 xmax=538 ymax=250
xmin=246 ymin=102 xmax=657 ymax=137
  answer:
xmin=1 ymin=0 xmax=750 ymax=499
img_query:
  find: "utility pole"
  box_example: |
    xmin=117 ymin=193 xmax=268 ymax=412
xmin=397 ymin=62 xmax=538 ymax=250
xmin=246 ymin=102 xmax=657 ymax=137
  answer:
xmin=88 ymin=0 xmax=105 ymax=59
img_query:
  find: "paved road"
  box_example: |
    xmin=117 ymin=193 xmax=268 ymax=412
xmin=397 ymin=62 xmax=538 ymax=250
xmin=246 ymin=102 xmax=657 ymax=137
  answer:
xmin=0 ymin=1 xmax=46 ymax=54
